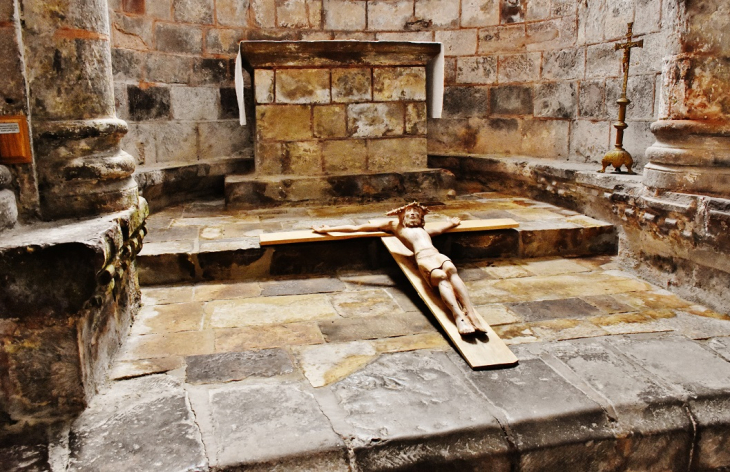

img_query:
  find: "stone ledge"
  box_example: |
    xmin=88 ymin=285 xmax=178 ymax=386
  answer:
xmin=0 ymin=201 xmax=148 ymax=431
xmin=136 ymin=155 xmax=254 ymax=212
xmin=240 ymin=41 xmax=441 ymax=69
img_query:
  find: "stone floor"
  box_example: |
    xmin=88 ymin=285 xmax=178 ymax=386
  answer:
xmin=70 ymin=255 xmax=730 ymax=471
xmin=12 ymin=194 xmax=730 ymax=471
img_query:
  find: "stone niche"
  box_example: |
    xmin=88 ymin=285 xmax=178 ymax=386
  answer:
xmin=227 ymin=41 xmax=454 ymax=206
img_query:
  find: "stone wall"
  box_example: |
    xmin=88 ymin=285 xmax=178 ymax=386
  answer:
xmin=109 ymin=0 xmax=253 ymax=170
xmin=109 ymin=0 xmax=669 ymax=180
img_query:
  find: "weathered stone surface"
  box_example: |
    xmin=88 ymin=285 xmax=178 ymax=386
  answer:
xmin=578 ymin=80 xmax=607 ymax=118
xmin=491 ymin=85 xmax=533 ymax=115
xmin=208 ymin=294 xmax=339 ymax=328
xmin=215 ymin=322 xmax=324 ymax=352
xmin=478 ymin=24 xmax=526 ymax=55
xmin=257 ymin=105 xmax=313 ymax=141
xmin=330 ymin=289 xmax=403 ymax=318
xmin=460 ymin=356 xmax=614 ymax=464
xmin=534 ymin=81 xmax=576 ymax=118
xmin=294 ymin=340 xmax=378 ymax=387
xmin=507 ymin=297 xmax=602 ymax=322
xmin=543 ymin=48 xmax=585 ymax=80
xmin=128 ymin=85 xmax=170 ymax=121
xmin=373 ymin=67 xmax=426 ymax=101
xmin=324 ymin=0 xmax=367 ymax=30
xmin=456 ymin=56 xmax=498 ymax=84
xmin=68 ymin=375 xmax=206 ymax=472
xmin=331 ymin=68 xmax=372 ymax=103
xmin=499 ymin=53 xmax=541 ymax=83
xmin=144 ymin=53 xmax=193 ymax=84
xmin=325 ymin=351 xmax=511 ymax=470
xmin=319 ymin=311 xmax=435 ymax=342
xmin=110 ymin=357 xmax=184 ymax=380
xmin=155 ymin=122 xmax=199 ymax=163
xmin=119 ymin=330 xmax=215 ymax=360
xmin=191 ymin=58 xmax=231 ymax=86
xmin=185 ymin=349 xmax=293 ymax=384
xmin=260 ymin=277 xmax=345 ymax=296
xmin=367 ymin=137 xmax=428 ymax=171
xmin=545 ymin=339 xmax=693 ymax=469
xmin=435 ymin=29 xmax=478 ymax=56
xmin=275 ymin=69 xmax=331 ymax=104
xmin=193 ymin=383 xmax=347 ymax=469
xmin=205 ymin=28 xmax=244 ymax=54
xmin=173 ymin=0 xmax=213 ymax=23
xmin=131 ymin=302 xmax=204 ymax=335
xmin=586 ymin=43 xmax=621 ymax=79
xmin=155 ymin=23 xmax=203 ymax=54
xmin=314 ymin=105 xmax=348 ymax=138
xmin=322 ymin=139 xmax=367 ymax=173
xmin=405 ymin=102 xmax=427 ymax=135
xmin=501 ymin=0 xmax=525 ymax=23
xmin=251 ymin=0 xmax=276 ymax=27
xmin=216 ymin=0 xmax=249 ymax=26
xmin=347 ymin=103 xmax=404 ymax=137
xmin=366 ymin=0 xmax=412 ymax=30
xmin=462 ymin=0 xmax=500 ymax=26
xmin=170 ymin=86 xmax=219 ymax=121
xmin=254 ymin=69 xmax=274 ymax=104
xmin=569 ymin=119 xmax=610 ymax=162
xmin=443 ymin=86 xmax=489 ymax=118
xmin=0 ymin=189 xmax=18 ymax=231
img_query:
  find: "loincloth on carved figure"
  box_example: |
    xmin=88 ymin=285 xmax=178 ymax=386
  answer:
xmin=414 ymin=247 xmax=452 ymax=286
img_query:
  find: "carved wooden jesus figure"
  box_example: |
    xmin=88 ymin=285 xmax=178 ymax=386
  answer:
xmin=312 ymin=202 xmax=488 ymax=336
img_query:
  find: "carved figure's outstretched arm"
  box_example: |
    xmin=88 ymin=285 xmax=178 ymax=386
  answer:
xmin=312 ymin=221 xmax=394 ymax=234
xmin=426 ymin=217 xmax=461 ymax=237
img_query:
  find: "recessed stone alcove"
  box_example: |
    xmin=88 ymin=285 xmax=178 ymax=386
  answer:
xmin=225 ymin=41 xmax=454 ymax=206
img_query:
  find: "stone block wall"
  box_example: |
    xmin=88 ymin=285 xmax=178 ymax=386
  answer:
xmin=109 ymin=1 xmax=253 ymax=169
xmin=109 ymin=0 xmax=669 ymax=177
xmin=429 ymin=0 xmax=669 ymax=169
xmin=253 ymin=65 xmax=428 ymax=175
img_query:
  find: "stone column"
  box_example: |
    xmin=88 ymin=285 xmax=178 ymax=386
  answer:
xmin=18 ymin=0 xmax=138 ymax=220
xmin=643 ymin=0 xmax=730 ymax=197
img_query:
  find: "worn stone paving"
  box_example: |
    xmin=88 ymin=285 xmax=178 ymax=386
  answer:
xmin=23 ymin=194 xmax=727 ymax=471
xmin=61 ymin=251 xmax=730 ymax=471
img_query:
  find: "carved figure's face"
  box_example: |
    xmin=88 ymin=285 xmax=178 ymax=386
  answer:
xmin=402 ymin=208 xmax=425 ymax=228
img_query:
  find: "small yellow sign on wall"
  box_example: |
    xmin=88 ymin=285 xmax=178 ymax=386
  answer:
xmin=0 ymin=115 xmax=32 ymax=164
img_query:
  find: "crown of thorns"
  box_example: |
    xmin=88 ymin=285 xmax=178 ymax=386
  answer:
xmin=385 ymin=201 xmax=430 ymax=216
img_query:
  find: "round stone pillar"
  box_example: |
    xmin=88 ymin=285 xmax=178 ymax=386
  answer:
xmin=19 ymin=0 xmax=138 ymax=219
xmin=644 ymin=0 xmax=730 ymax=197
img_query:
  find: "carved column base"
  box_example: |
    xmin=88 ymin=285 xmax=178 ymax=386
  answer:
xmin=643 ymin=120 xmax=730 ymax=197
xmin=33 ymin=119 xmax=139 ymax=220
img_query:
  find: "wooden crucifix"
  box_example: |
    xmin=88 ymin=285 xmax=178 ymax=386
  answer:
xmin=259 ymin=202 xmax=519 ymax=369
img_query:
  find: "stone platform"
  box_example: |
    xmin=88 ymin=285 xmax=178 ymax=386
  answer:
xmin=5 ymin=194 xmax=730 ymax=470
xmin=138 ymin=192 xmax=617 ymax=285
xmin=24 ymin=253 xmax=730 ymax=471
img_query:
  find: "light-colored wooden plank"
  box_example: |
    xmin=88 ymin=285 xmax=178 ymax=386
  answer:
xmin=381 ymin=236 xmax=518 ymax=369
xmin=259 ymin=218 xmax=519 ymax=246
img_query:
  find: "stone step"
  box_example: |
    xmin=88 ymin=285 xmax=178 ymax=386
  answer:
xmin=137 ymin=194 xmax=617 ymax=286
xmin=224 ymin=168 xmax=456 ymax=207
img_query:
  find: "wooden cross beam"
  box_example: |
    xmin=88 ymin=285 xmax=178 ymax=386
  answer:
xmin=259 ymin=218 xmax=520 ymax=369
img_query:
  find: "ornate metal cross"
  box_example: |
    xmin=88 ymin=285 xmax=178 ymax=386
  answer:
xmin=600 ymin=22 xmax=644 ymax=174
